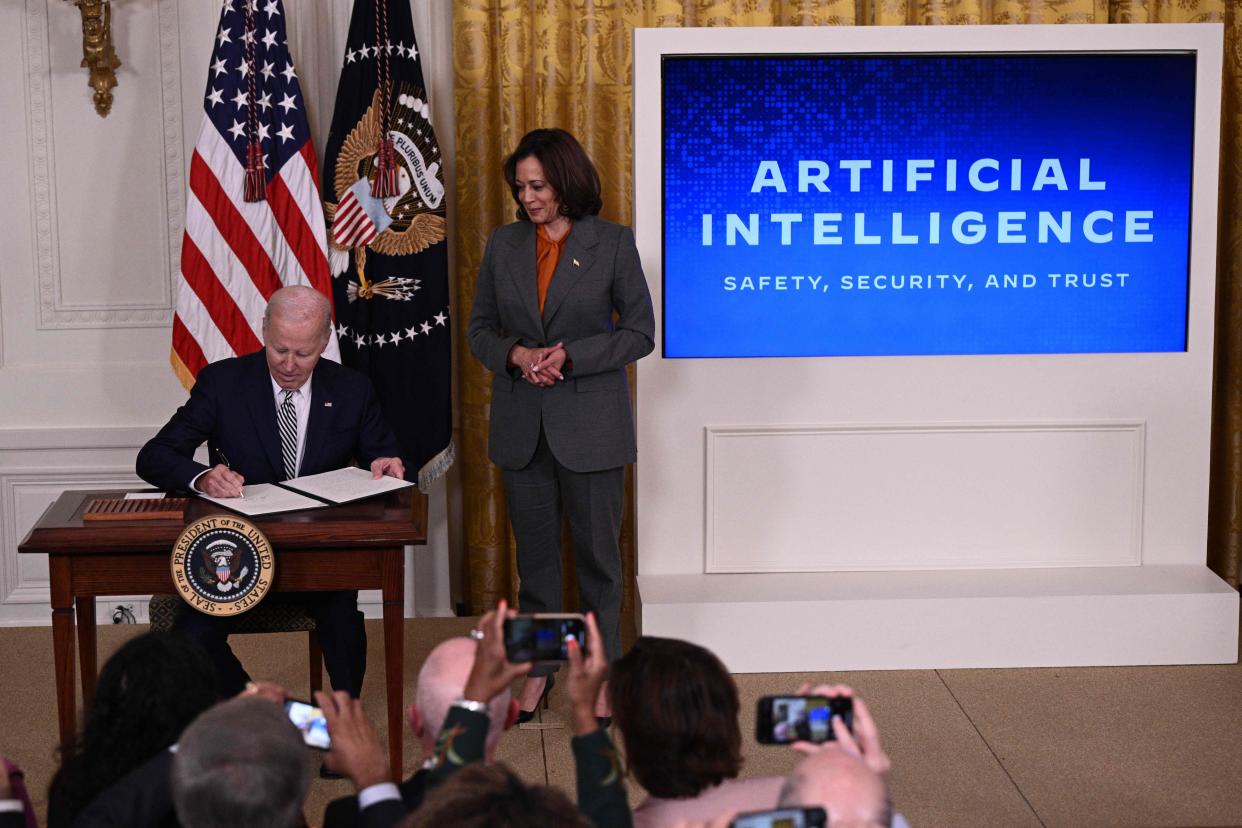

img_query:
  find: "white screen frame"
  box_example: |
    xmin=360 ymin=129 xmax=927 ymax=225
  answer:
xmin=634 ymin=24 xmax=1222 ymax=578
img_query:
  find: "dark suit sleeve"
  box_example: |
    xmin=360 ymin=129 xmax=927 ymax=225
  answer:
xmin=467 ymin=229 xmax=522 ymax=377
xmin=573 ymin=728 xmax=632 ymax=828
xmin=0 ymin=811 xmax=25 ymax=828
xmin=562 ymin=226 xmax=654 ymax=378
xmin=424 ymin=707 xmax=489 ymax=788
xmin=135 ymin=367 xmax=222 ymax=491
xmin=72 ymin=750 xmax=176 ymax=828
xmin=352 ymin=377 xmax=404 ymax=470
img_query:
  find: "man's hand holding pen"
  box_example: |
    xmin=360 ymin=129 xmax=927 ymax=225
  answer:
xmin=198 ymin=449 xmax=246 ymax=498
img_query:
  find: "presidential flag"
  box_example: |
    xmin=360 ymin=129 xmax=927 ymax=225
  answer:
xmin=172 ymin=0 xmax=338 ymax=388
xmin=323 ymin=0 xmax=453 ymax=490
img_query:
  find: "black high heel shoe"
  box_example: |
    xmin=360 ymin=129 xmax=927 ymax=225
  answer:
xmin=516 ymin=674 xmax=555 ymax=725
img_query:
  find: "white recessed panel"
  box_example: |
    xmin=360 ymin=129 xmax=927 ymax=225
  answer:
xmin=706 ymin=422 xmax=1143 ymax=572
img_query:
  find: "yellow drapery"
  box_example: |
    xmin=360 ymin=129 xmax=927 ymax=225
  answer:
xmin=453 ymin=1 xmax=1242 ymax=627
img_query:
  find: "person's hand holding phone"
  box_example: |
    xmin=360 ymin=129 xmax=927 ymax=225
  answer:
xmin=463 ymin=599 xmax=532 ymax=704
xmin=792 ymin=683 xmax=891 ymax=782
xmin=566 ymin=611 xmax=608 ymax=735
xmin=316 ymin=689 xmax=390 ymax=790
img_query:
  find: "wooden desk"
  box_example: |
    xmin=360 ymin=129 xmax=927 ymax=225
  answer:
xmin=18 ymin=488 xmax=426 ymax=778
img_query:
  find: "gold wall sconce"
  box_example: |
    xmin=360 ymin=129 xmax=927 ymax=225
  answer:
xmin=70 ymin=0 xmax=121 ymax=117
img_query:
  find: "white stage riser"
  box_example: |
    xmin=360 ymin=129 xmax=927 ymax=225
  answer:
xmin=638 ymin=566 xmax=1238 ymax=672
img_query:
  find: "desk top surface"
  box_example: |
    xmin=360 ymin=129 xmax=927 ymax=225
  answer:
xmin=18 ymin=488 xmax=427 ymax=555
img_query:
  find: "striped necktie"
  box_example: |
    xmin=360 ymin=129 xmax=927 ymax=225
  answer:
xmin=278 ymin=389 xmax=298 ymax=480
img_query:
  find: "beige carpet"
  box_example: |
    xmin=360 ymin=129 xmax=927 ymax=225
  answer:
xmin=3 ymin=617 xmax=1241 ymax=828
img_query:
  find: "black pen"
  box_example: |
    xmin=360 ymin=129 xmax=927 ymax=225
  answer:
xmin=215 ymin=448 xmax=245 ymax=499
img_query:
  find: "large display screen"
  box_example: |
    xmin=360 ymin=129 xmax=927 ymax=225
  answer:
xmin=661 ymin=53 xmax=1196 ymax=358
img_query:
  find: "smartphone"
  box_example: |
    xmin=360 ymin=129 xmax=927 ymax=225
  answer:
xmin=503 ymin=613 xmax=587 ymax=662
xmin=731 ymin=806 xmax=828 ymax=828
xmin=284 ymin=698 xmax=331 ymax=750
xmin=756 ymin=695 xmax=853 ymax=745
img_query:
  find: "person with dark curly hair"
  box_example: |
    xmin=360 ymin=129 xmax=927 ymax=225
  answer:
xmin=610 ymin=637 xmax=785 ymax=827
xmin=467 ymin=127 xmax=656 ymax=723
xmin=46 ymin=632 xmax=219 ymax=828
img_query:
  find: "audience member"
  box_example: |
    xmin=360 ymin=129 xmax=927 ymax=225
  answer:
xmin=319 ymin=601 xmax=531 ymax=828
xmin=322 ymin=635 xmax=519 ymax=826
xmin=404 ymin=609 xmax=628 ymax=828
xmin=46 ymin=632 xmax=218 ymax=828
xmin=780 ymin=684 xmax=902 ymax=828
xmin=320 ymin=603 xmax=630 ymax=828
xmin=400 ymin=762 xmax=593 ymax=828
xmin=171 ymin=696 xmax=310 ymax=828
xmin=610 ymin=637 xmax=784 ymax=827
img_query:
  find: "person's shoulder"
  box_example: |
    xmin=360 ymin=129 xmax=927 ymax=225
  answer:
xmin=577 ymin=215 xmax=632 ymax=246
xmin=196 ymin=351 xmax=261 ymax=385
xmin=312 ymin=357 xmax=374 ymax=395
xmin=491 ymin=220 xmax=536 ymax=244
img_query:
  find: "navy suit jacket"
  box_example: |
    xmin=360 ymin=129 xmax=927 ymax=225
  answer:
xmin=136 ymin=351 xmax=401 ymax=491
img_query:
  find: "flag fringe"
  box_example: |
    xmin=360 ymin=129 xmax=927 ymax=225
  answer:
xmin=244 ymin=140 xmax=267 ymax=202
xmin=169 ymin=347 xmax=196 ymax=392
xmin=370 ymin=136 xmax=400 ymax=197
xmin=416 ymin=440 xmax=455 ymax=493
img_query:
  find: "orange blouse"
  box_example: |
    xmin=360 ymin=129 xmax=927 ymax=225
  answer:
xmin=535 ymin=222 xmax=571 ymax=314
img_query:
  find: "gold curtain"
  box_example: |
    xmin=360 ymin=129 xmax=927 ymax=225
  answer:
xmin=453 ymin=0 xmax=1242 ymax=628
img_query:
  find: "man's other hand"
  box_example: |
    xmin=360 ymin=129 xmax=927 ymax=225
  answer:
xmin=370 ymin=457 xmax=405 ymax=480
xmin=317 ymin=690 xmax=390 ymax=790
xmin=198 ymin=464 xmax=245 ymax=497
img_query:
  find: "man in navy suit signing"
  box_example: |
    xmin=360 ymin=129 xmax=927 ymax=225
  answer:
xmin=137 ymin=285 xmax=404 ymax=698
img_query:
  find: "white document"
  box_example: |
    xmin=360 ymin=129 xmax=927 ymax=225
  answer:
xmin=124 ymin=492 xmax=166 ymax=500
xmin=199 ymin=483 xmax=329 ymax=516
xmin=280 ymin=466 xmax=413 ymax=505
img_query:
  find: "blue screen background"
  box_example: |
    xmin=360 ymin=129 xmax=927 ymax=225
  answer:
xmin=662 ymin=54 xmax=1196 ymax=357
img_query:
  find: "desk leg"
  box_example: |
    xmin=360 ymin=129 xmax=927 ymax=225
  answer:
xmin=50 ymin=556 xmax=77 ymax=747
xmin=381 ymin=547 xmax=404 ymax=779
xmin=76 ymin=597 xmax=97 ymax=710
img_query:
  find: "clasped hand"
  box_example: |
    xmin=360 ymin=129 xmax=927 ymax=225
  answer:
xmin=510 ymin=343 xmax=567 ymax=387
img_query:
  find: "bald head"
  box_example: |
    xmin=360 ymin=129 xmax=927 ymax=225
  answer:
xmin=779 ymin=747 xmax=891 ymax=828
xmin=415 ymin=638 xmax=512 ymax=756
xmin=262 ymin=286 xmax=332 ymax=390
xmin=264 ymin=285 xmax=332 ymax=337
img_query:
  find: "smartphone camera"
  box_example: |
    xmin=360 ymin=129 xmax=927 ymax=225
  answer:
xmin=756 ymin=695 xmax=853 ymax=745
xmin=284 ymin=699 xmax=331 ymax=750
xmin=731 ymin=806 xmax=828 ymax=828
xmin=503 ymin=614 xmax=587 ymax=662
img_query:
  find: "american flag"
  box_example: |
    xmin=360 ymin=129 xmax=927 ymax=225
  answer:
xmin=171 ymin=0 xmax=338 ymax=388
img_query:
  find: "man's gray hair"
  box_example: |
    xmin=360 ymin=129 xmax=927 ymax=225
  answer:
xmin=263 ymin=285 xmax=333 ymax=340
xmin=173 ymin=696 xmax=311 ymax=828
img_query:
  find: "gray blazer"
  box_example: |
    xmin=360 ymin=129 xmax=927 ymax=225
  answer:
xmin=468 ymin=215 xmax=655 ymax=472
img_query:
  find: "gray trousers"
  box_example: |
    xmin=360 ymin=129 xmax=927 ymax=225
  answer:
xmin=502 ymin=428 xmax=624 ymax=677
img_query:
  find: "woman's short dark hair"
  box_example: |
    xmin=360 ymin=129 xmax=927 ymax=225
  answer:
xmin=47 ymin=632 xmax=219 ymax=828
xmin=609 ymin=636 xmax=743 ymax=799
xmin=503 ymin=128 xmax=603 ymax=221
xmin=403 ymin=762 xmax=591 ymax=828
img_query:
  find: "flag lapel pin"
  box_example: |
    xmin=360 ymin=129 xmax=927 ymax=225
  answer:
xmin=324 ymin=402 xmax=333 ymax=407
xmin=573 ymin=258 xmax=580 ymax=267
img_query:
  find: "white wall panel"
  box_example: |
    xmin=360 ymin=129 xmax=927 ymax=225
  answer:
xmin=705 ymin=421 xmax=1144 ymax=572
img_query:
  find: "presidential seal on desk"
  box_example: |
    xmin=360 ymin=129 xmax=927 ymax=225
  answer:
xmin=171 ymin=515 xmax=275 ymax=616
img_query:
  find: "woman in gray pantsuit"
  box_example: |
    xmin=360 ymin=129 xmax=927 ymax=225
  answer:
xmin=467 ymin=128 xmax=655 ymax=722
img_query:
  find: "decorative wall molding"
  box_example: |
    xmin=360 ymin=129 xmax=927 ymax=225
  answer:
xmin=704 ymin=420 xmax=1147 ymax=574
xmin=28 ymin=0 xmax=180 ymax=330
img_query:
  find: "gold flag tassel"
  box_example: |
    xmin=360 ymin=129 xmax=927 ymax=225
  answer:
xmin=369 ymin=0 xmax=400 ymax=198
xmin=241 ymin=0 xmax=266 ymax=203
xmin=244 ymin=140 xmax=266 ymax=202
